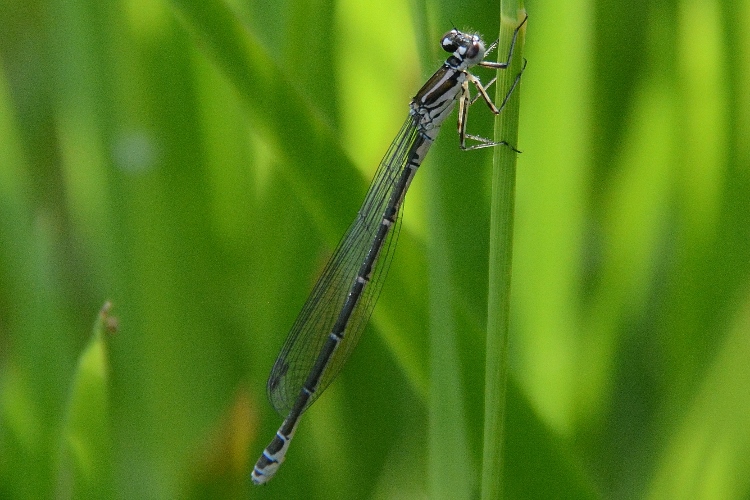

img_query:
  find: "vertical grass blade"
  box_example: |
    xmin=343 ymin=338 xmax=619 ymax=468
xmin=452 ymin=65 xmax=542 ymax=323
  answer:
xmin=426 ymin=189 xmax=473 ymax=500
xmin=482 ymin=4 xmax=527 ymax=500
xmin=56 ymin=302 xmax=117 ymax=499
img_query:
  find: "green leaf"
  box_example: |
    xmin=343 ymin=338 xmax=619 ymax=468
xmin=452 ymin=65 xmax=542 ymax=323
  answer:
xmin=56 ymin=302 xmax=116 ymax=499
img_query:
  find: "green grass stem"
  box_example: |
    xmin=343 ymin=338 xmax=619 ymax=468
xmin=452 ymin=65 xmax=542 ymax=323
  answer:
xmin=482 ymin=4 xmax=527 ymax=500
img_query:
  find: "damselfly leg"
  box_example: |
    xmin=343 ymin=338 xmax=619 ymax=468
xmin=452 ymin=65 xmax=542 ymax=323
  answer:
xmin=459 ymin=15 xmax=528 ymax=151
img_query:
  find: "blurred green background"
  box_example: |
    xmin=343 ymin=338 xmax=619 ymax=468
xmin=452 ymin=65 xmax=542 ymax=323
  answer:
xmin=1 ymin=0 xmax=749 ymax=498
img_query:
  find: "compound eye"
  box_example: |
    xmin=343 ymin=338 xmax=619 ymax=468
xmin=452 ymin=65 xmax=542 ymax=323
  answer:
xmin=441 ymin=30 xmax=459 ymax=53
xmin=461 ymin=35 xmax=486 ymax=62
xmin=465 ymin=40 xmax=481 ymax=59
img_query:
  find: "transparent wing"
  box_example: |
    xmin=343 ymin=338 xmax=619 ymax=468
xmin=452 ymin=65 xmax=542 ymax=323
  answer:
xmin=267 ymin=116 xmax=421 ymax=416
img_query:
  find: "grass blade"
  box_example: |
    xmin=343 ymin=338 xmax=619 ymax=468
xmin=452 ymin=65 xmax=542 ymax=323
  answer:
xmin=482 ymin=4 xmax=527 ymax=500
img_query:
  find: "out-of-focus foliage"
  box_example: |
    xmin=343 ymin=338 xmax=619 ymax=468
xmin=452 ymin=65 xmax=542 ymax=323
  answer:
xmin=1 ymin=0 xmax=748 ymax=498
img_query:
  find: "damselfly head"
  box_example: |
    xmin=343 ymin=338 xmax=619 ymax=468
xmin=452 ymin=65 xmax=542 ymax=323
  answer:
xmin=440 ymin=29 xmax=486 ymax=66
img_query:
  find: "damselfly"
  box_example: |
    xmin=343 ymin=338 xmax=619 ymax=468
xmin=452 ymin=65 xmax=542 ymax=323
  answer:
xmin=252 ymin=16 xmax=527 ymax=485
